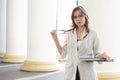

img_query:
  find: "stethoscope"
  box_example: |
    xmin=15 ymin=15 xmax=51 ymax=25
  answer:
xmin=57 ymin=29 xmax=89 ymax=41
xmin=77 ymin=32 xmax=89 ymax=41
xmin=56 ymin=29 xmax=72 ymax=34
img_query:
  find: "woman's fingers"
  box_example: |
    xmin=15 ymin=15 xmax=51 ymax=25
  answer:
xmin=50 ymin=30 xmax=56 ymax=35
xmin=104 ymin=56 xmax=111 ymax=62
xmin=102 ymin=53 xmax=112 ymax=62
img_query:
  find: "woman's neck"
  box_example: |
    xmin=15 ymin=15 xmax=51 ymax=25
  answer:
xmin=77 ymin=26 xmax=85 ymax=33
xmin=76 ymin=26 xmax=85 ymax=40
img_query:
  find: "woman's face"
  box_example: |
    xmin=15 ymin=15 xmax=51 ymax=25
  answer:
xmin=73 ymin=10 xmax=86 ymax=27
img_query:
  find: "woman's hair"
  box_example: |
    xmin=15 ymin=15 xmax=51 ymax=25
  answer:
xmin=71 ymin=6 xmax=89 ymax=33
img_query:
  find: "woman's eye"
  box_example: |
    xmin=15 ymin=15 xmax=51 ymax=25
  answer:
xmin=74 ymin=15 xmax=83 ymax=19
xmin=79 ymin=15 xmax=83 ymax=17
xmin=74 ymin=16 xmax=77 ymax=19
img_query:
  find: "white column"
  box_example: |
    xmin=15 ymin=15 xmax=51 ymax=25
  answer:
xmin=21 ymin=0 xmax=60 ymax=71
xmin=0 ymin=0 xmax=6 ymax=57
xmin=79 ymin=0 xmax=120 ymax=79
xmin=2 ymin=0 xmax=27 ymax=63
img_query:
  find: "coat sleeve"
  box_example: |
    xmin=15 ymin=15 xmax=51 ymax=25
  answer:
xmin=93 ymin=31 xmax=103 ymax=58
xmin=61 ymin=44 xmax=67 ymax=58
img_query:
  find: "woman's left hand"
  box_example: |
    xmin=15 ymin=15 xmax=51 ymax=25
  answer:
xmin=100 ymin=53 xmax=112 ymax=62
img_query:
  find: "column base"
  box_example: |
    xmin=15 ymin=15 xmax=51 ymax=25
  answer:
xmin=96 ymin=62 xmax=120 ymax=80
xmin=20 ymin=60 xmax=61 ymax=72
xmin=2 ymin=55 xmax=26 ymax=63
xmin=98 ymin=72 xmax=120 ymax=80
xmin=0 ymin=52 xmax=6 ymax=57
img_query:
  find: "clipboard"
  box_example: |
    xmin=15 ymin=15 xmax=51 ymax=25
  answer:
xmin=79 ymin=58 xmax=114 ymax=62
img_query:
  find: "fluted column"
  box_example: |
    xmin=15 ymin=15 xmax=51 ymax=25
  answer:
xmin=0 ymin=0 xmax=6 ymax=57
xmin=79 ymin=0 xmax=120 ymax=80
xmin=20 ymin=0 xmax=60 ymax=72
xmin=2 ymin=0 xmax=27 ymax=63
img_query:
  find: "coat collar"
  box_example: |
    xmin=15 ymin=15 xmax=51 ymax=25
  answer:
xmin=72 ymin=28 xmax=88 ymax=41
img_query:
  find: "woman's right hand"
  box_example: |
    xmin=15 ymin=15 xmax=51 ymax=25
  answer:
xmin=50 ymin=30 xmax=58 ymax=41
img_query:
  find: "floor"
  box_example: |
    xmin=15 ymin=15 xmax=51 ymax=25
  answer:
xmin=0 ymin=58 xmax=65 ymax=80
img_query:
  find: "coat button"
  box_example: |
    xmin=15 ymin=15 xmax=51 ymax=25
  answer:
xmin=77 ymin=47 xmax=79 ymax=51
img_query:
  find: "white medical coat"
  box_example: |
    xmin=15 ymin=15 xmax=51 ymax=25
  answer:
xmin=61 ymin=29 xmax=103 ymax=80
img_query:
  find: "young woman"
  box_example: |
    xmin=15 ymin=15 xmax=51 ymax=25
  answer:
xmin=50 ymin=6 xmax=111 ymax=80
